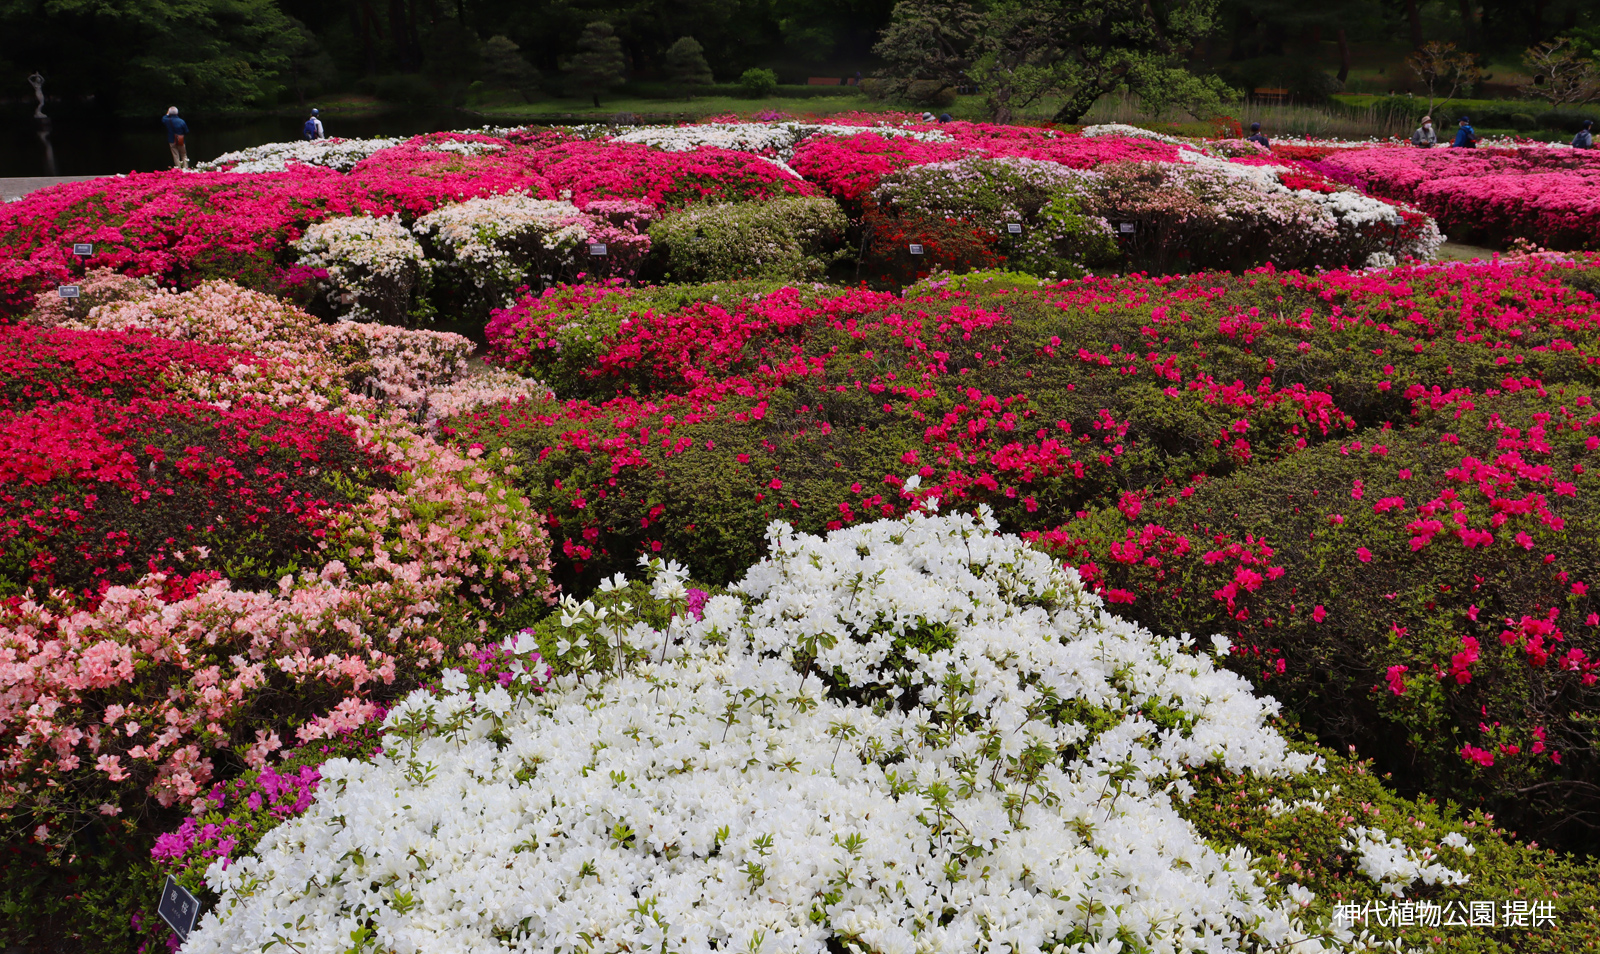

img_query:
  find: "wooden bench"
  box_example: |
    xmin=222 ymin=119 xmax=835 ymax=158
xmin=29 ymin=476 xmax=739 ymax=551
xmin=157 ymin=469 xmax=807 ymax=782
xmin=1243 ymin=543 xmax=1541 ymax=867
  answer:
xmin=807 ymin=77 xmax=843 ymax=86
xmin=1253 ymin=87 xmax=1289 ymax=103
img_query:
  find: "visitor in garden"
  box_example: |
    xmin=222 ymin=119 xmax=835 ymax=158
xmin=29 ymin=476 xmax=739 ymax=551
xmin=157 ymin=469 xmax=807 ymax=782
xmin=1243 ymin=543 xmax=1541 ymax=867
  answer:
xmin=1246 ymin=122 xmax=1270 ymax=148
xmin=938 ymin=113 xmax=952 ymax=123
xmin=161 ymin=106 xmax=189 ymax=169
xmin=1410 ymin=116 xmax=1436 ymax=147
xmin=1574 ymin=120 xmax=1595 ymax=150
xmin=303 ymin=108 xmax=325 ymax=141
xmin=1451 ymin=116 xmax=1479 ymax=148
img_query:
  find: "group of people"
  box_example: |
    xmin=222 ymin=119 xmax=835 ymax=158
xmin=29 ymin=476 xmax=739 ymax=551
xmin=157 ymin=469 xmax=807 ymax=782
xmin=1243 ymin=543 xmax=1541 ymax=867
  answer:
xmin=159 ymin=106 xmax=328 ymax=169
xmin=1411 ymin=114 xmax=1593 ymax=149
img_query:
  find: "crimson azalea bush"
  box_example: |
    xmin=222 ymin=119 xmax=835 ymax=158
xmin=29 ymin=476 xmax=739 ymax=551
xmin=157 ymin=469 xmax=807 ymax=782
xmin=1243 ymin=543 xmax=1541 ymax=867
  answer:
xmin=522 ymin=140 xmax=816 ymax=211
xmin=461 ymin=254 xmax=1600 ymax=848
xmin=1324 ymin=146 xmax=1600 ymax=250
xmin=0 ymin=324 xmax=392 ymax=595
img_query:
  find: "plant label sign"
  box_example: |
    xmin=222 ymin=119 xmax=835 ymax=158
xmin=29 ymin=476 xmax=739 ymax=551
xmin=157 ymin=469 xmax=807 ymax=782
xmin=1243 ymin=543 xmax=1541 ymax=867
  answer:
xmin=158 ymin=875 xmax=200 ymax=940
xmin=589 ymin=244 xmax=608 ymax=256
xmin=908 ymin=244 xmax=924 ymax=255
xmin=1118 ymin=222 xmax=1136 ymax=234
xmin=72 ymin=243 xmax=94 ymax=256
xmin=1006 ymin=223 xmax=1022 ymax=234
xmin=57 ymin=285 xmax=80 ymax=298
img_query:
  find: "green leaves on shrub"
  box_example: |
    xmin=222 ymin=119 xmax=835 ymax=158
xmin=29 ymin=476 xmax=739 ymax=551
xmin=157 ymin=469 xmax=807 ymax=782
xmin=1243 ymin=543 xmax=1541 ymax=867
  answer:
xmin=648 ymin=197 xmax=848 ymax=283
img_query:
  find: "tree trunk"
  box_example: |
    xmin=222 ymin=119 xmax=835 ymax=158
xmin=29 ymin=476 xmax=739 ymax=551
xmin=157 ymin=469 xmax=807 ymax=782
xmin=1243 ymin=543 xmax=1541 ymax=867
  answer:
xmin=1530 ymin=0 xmax=1545 ymax=45
xmin=390 ymin=0 xmax=411 ymax=70
xmin=593 ymin=93 xmax=601 ymax=108
xmin=1336 ymin=29 xmax=1350 ymax=85
xmin=1457 ymin=0 xmax=1477 ymax=50
xmin=1405 ymin=0 xmax=1423 ymax=49
xmin=1051 ymin=84 xmax=1104 ymax=125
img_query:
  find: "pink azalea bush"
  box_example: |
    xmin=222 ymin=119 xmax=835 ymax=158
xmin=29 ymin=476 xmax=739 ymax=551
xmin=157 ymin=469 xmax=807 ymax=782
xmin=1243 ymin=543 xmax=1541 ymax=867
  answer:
xmin=1323 ymin=146 xmax=1600 ymax=250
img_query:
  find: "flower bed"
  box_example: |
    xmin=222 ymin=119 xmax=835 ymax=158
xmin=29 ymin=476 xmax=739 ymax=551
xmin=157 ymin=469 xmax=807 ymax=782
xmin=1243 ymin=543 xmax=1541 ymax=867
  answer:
xmin=463 ymin=254 xmax=1600 ymax=847
xmin=178 ymin=512 xmax=1598 ymax=954
xmin=1322 ymin=146 xmax=1600 ymax=250
xmin=0 ymin=277 xmax=558 ymax=952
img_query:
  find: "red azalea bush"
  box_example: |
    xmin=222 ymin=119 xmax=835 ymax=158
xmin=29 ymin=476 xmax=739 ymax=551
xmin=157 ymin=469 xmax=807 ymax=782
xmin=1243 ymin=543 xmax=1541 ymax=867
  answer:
xmin=0 ymin=325 xmax=389 ymax=595
xmin=521 ymin=140 xmax=817 ymax=210
xmin=1323 ymin=146 xmax=1600 ymax=250
xmin=464 ymin=254 xmax=1600 ymax=847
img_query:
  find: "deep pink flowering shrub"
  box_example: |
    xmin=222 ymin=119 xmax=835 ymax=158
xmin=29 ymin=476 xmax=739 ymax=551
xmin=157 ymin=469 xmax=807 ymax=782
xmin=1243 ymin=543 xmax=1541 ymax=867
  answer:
xmin=521 ymin=140 xmax=816 ymax=211
xmin=1323 ymin=146 xmax=1600 ymax=250
xmin=789 ymin=129 xmax=1182 ymax=208
xmin=464 ymin=254 xmax=1600 ymax=847
xmin=0 ymin=142 xmax=556 ymax=317
xmin=0 ymin=325 xmax=388 ymax=595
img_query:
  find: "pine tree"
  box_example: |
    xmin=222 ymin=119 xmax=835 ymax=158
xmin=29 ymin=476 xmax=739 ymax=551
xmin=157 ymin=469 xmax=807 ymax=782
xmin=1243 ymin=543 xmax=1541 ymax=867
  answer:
xmin=664 ymin=36 xmax=714 ymax=98
xmin=563 ymin=21 xmax=626 ymax=108
xmin=481 ymin=35 xmax=541 ymax=98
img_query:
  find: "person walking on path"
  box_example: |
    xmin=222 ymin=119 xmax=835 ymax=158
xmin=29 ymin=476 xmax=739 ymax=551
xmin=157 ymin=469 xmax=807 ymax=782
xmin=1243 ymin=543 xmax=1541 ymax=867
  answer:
xmin=1246 ymin=122 xmax=1270 ymax=148
xmin=1574 ymin=120 xmax=1594 ymax=150
xmin=162 ymin=106 xmax=189 ymax=168
xmin=303 ymin=108 xmax=325 ymax=140
xmin=1411 ymin=116 xmax=1436 ymax=147
xmin=1451 ymin=116 xmax=1479 ymax=148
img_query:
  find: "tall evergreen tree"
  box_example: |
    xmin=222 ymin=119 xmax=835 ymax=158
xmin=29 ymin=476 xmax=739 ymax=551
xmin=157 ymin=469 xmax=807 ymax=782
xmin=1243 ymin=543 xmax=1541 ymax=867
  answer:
xmin=664 ymin=36 xmax=714 ymax=97
xmin=563 ymin=20 xmax=626 ymax=107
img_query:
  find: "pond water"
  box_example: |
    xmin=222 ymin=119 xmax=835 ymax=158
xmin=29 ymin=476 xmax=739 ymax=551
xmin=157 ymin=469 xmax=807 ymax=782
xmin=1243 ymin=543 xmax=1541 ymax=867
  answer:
xmin=1 ymin=106 xmax=484 ymax=178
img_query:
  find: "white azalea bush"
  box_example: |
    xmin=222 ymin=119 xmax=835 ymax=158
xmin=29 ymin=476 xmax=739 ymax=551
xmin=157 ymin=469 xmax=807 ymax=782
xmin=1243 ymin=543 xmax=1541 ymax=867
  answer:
xmin=198 ymin=137 xmax=405 ymax=173
xmin=612 ymin=122 xmax=954 ymax=162
xmin=413 ymin=194 xmax=651 ymax=312
xmin=649 ymin=196 xmax=849 ymax=282
xmin=187 ymin=508 xmax=1383 ymax=954
xmin=293 ymin=214 xmax=431 ymax=323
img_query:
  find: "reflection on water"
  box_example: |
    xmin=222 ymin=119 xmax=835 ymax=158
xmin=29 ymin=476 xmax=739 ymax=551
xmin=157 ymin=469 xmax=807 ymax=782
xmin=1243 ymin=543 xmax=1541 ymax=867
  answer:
xmin=1 ymin=107 xmax=480 ymax=178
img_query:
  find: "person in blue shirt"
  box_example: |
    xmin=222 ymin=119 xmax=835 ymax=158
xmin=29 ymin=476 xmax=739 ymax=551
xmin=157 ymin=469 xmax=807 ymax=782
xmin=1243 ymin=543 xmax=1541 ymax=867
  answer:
xmin=162 ymin=106 xmax=190 ymax=168
xmin=1246 ymin=122 xmax=1270 ymax=148
xmin=1574 ymin=120 xmax=1594 ymax=150
xmin=1451 ymin=116 xmax=1479 ymax=148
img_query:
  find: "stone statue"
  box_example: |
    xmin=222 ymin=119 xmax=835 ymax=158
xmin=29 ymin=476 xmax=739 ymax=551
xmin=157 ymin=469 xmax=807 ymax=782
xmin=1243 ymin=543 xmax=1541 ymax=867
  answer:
xmin=28 ymin=71 xmax=47 ymax=120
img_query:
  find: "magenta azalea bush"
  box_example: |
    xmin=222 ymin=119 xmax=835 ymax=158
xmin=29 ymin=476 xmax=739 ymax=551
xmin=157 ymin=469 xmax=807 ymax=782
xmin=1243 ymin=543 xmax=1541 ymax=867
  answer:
xmin=1324 ymin=146 xmax=1600 ymax=250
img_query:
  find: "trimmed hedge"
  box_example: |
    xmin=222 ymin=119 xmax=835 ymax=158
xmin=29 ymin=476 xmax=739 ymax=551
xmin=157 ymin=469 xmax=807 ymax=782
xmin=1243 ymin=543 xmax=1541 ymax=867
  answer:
xmin=648 ymin=196 xmax=848 ymax=283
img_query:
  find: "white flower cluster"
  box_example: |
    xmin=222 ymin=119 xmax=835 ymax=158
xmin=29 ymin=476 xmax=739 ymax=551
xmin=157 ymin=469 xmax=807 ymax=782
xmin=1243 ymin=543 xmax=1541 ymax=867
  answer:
xmin=294 ymin=215 xmax=430 ymax=323
xmin=188 ymin=509 xmax=1379 ymax=954
xmin=1340 ymin=826 xmax=1471 ymax=898
xmin=1079 ymin=123 xmax=1192 ymax=146
xmin=610 ymin=121 xmax=954 ymax=161
xmin=198 ymin=137 xmax=404 ymax=173
xmin=1165 ymin=153 xmax=1442 ymax=263
xmin=417 ymin=138 xmax=506 ymax=156
xmin=411 ymin=193 xmax=617 ymax=301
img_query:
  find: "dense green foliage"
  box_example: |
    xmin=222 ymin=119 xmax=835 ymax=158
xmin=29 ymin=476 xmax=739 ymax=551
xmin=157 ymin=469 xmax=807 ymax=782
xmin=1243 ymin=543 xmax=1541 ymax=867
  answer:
xmin=648 ymin=196 xmax=849 ymax=282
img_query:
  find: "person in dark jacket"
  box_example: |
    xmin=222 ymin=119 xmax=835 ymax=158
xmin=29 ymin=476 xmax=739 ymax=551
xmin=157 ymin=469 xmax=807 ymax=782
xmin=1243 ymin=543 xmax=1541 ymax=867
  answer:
xmin=1451 ymin=116 xmax=1479 ymax=148
xmin=1574 ymin=120 xmax=1595 ymax=150
xmin=1246 ymin=122 xmax=1270 ymax=148
xmin=162 ymin=106 xmax=189 ymax=168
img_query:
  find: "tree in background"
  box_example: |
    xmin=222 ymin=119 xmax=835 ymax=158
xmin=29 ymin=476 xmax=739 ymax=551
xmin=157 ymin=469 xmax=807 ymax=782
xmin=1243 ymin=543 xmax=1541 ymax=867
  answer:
xmin=1521 ymin=36 xmax=1600 ymax=106
xmin=872 ymin=0 xmax=980 ymax=103
xmin=481 ymin=35 xmax=542 ymax=99
xmin=664 ymin=36 xmax=714 ymax=97
xmin=284 ymin=17 xmax=337 ymax=107
xmin=0 ymin=0 xmax=294 ymax=113
xmin=562 ymin=20 xmax=626 ymax=108
xmin=1406 ymin=40 xmax=1481 ymax=114
xmin=875 ymin=0 xmax=1234 ymax=124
